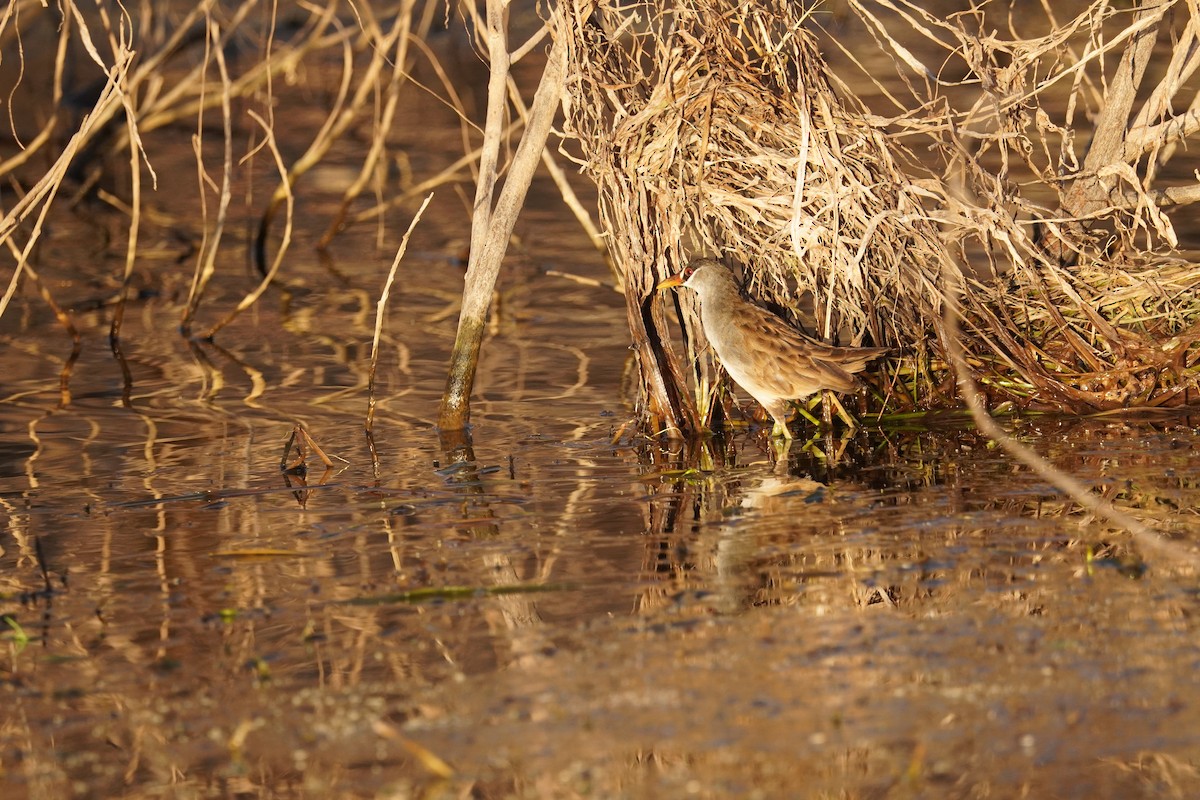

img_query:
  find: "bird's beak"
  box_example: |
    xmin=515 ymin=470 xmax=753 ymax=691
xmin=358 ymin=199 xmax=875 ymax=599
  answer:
xmin=656 ymin=274 xmax=684 ymax=290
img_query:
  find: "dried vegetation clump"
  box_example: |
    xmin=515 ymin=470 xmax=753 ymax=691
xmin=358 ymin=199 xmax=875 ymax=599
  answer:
xmin=559 ymin=0 xmax=1200 ymax=432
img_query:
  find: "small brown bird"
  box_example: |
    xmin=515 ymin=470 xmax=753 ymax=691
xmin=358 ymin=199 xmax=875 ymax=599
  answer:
xmin=657 ymin=258 xmax=887 ymax=439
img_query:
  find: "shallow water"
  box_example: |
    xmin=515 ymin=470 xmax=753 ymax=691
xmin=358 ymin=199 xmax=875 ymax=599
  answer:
xmin=4 ymin=10 xmax=1200 ymax=800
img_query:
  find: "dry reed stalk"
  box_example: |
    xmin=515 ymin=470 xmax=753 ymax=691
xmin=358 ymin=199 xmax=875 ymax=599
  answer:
xmin=944 ymin=288 xmax=1200 ymax=572
xmin=253 ymin=1 xmax=413 ymax=273
xmin=0 ymin=18 xmax=133 ymax=327
xmin=348 ymin=138 xmax=496 ymax=226
xmin=439 ymin=2 xmax=568 ymax=431
xmin=94 ymin=2 xmax=155 ymax=356
xmin=842 ymin=0 xmax=1200 ymax=404
xmin=366 ymin=191 xmax=434 ymax=437
xmin=132 ymin=2 xmax=347 ymax=135
xmin=339 ymin=25 xmax=486 ymax=236
xmin=0 ymin=0 xmax=69 ymax=176
xmin=182 ymin=14 xmax=235 ymax=333
xmin=559 ymin=0 xmax=1200 ymax=434
xmin=316 ymin=0 xmax=420 ymax=250
xmin=203 ymin=108 xmax=293 ymax=339
xmin=0 ymin=2 xmax=377 ymax=333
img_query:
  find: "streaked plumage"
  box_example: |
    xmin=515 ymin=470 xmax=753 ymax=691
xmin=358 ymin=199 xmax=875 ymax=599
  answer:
xmin=657 ymin=258 xmax=886 ymax=439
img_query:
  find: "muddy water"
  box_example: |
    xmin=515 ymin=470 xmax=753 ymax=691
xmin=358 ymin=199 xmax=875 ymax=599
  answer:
xmin=3 ymin=33 xmax=1200 ymax=800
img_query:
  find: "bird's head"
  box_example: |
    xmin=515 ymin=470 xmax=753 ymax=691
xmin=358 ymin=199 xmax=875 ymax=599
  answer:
xmin=656 ymin=258 xmax=733 ymax=294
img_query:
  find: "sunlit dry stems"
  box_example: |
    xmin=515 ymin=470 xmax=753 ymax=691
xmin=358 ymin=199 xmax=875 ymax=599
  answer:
xmin=100 ymin=2 xmax=152 ymax=349
xmin=68 ymin=0 xmax=162 ymax=194
xmin=502 ymin=64 xmax=611 ymax=281
xmin=469 ymin=0 xmax=514 ymax=258
xmin=349 ymin=128 xmax=516 ymax=227
xmin=366 ymin=192 xmax=435 ymax=436
xmin=0 ymin=49 xmax=130 ymax=324
xmin=1057 ymin=3 xmax=1165 ymax=227
xmin=0 ymin=2 xmax=70 ymax=175
xmin=203 ymin=109 xmax=294 ymax=339
xmin=439 ymin=2 xmax=569 ymax=431
xmin=132 ymin=2 xmax=346 ymax=137
xmin=182 ymin=16 xmax=235 ymax=333
xmin=574 ymin=0 xmax=1200 ymax=425
xmin=1125 ymin=13 xmax=1200 ymax=149
xmin=255 ymin=3 xmax=414 ymax=271
xmin=318 ymin=0 xmax=419 ymax=251
xmin=260 ymin=4 xmax=407 ymax=227
xmin=136 ymin=0 xmax=295 ymax=128
xmin=254 ymin=8 xmax=356 ymax=272
xmin=943 ymin=286 xmax=1200 ymax=572
xmin=403 ymin=28 xmax=480 ymax=161
xmin=540 ymin=143 xmax=613 ymax=270
xmin=109 ymin=72 xmax=143 ymax=349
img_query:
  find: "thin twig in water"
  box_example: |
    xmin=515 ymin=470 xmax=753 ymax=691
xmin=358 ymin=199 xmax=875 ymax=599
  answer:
xmin=182 ymin=16 xmax=235 ymax=333
xmin=203 ymin=109 xmax=294 ymax=339
xmin=366 ymin=192 xmax=435 ymax=437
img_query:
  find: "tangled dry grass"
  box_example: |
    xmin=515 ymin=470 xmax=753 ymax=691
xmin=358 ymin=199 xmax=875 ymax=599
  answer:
xmin=559 ymin=0 xmax=1200 ymax=432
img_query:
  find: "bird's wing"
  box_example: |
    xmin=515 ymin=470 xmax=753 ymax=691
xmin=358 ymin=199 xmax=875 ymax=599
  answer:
xmin=731 ymin=305 xmax=859 ymax=395
xmin=740 ymin=303 xmax=881 ymax=394
xmin=804 ymin=356 xmax=860 ymax=393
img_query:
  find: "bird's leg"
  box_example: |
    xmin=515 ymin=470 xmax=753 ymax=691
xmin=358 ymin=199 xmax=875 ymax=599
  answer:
xmin=767 ymin=402 xmax=794 ymax=439
xmin=820 ymin=392 xmax=838 ymax=462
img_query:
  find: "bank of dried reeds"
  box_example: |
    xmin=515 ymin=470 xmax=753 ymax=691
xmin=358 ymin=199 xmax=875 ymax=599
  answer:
xmin=559 ymin=0 xmax=1200 ymax=434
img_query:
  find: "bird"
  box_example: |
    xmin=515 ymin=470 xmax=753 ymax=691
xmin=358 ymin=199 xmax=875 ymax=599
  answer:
xmin=656 ymin=258 xmax=887 ymax=439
